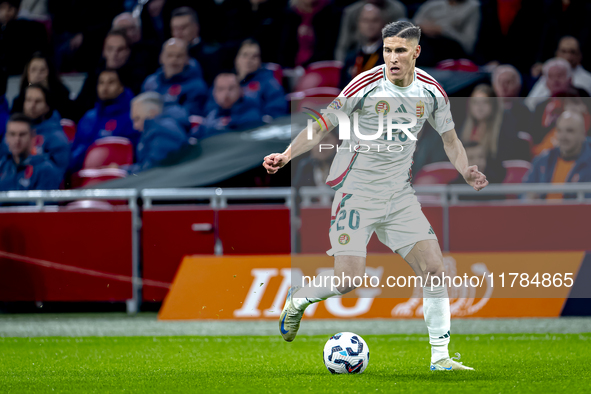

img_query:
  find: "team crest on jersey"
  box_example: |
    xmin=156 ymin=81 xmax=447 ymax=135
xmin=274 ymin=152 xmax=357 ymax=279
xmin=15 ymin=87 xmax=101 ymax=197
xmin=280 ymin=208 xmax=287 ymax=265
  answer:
xmin=416 ymin=100 xmax=425 ymax=118
xmin=329 ymin=98 xmax=343 ymax=110
xmin=338 ymin=233 xmax=350 ymax=245
xmin=375 ymin=100 xmax=390 ymax=114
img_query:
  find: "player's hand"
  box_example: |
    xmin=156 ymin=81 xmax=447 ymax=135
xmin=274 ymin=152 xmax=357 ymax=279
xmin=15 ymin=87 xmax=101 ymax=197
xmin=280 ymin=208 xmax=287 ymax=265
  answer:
xmin=262 ymin=153 xmax=290 ymax=174
xmin=463 ymin=165 xmax=488 ymax=191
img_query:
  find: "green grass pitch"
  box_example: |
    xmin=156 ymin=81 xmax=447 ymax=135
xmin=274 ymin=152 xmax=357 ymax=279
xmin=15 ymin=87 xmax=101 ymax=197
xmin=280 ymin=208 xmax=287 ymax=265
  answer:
xmin=1 ymin=334 xmax=590 ymax=393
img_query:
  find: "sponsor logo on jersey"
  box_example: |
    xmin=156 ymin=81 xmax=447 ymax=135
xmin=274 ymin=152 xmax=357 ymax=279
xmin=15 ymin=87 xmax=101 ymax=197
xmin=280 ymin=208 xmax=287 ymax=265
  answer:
xmin=375 ymin=100 xmax=390 ymax=115
xmin=338 ymin=233 xmax=350 ymax=245
xmin=416 ymin=100 xmax=425 ymax=118
xmin=329 ymin=98 xmax=343 ymax=110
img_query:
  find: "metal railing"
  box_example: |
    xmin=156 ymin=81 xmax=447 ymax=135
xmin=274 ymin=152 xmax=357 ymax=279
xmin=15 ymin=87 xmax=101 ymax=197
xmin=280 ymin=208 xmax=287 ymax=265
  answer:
xmin=1 ymin=183 xmax=590 ymax=314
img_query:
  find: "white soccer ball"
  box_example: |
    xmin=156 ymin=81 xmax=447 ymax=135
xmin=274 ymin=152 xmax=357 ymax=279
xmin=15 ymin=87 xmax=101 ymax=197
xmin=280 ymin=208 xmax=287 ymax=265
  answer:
xmin=323 ymin=332 xmax=369 ymax=374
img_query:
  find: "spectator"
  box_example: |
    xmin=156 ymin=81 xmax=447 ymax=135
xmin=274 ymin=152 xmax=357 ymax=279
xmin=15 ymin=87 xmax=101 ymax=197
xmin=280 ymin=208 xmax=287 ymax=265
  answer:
xmin=127 ymin=92 xmax=186 ymax=174
xmin=192 ymin=73 xmax=263 ymax=140
xmin=138 ymin=0 xmax=166 ymax=45
xmin=21 ymin=83 xmax=70 ymax=176
xmin=112 ymin=12 xmax=160 ymax=80
xmin=0 ymin=0 xmax=49 ymax=75
xmin=170 ymin=6 xmax=221 ymax=86
xmin=524 ymin=110 xmax=591 ymax=199
xmin=235 ymin=39 xmax=287 ymax=121
xmin=461 ymin=84 xmax=530 ymax=162
xmin=530 ymin=95 xmax=590 ymax=158
xmin=75 ymin=30 xmax=136 ymax=119
xmin=11 ymin=52 xmax=75 ymax=120
xmin=413 ymin=0 xmax=480 ymax=66
xmin=219 ymin=0 xmax=285 ymax=64
xmin=528 ymin=37 xmax=591 ymax=106
xmin=0 ymin=113 xmax=61 ymax=191
xmin=335 ymin=0 xmax=406 ymax=62
xmin=492 ymin=65 xmax=532 ymax=139
xmin=293 ymin=131 xmax=338 ymax=188
xmin=142 ymin=38 xmax=208 ymax=116
xmin=69 ymin=69 xmax=138 ymax=172
xmin=279 ymin=0 xmax=342 ymax=68
xmin=340 ymin=3 xmax=386 ymax=88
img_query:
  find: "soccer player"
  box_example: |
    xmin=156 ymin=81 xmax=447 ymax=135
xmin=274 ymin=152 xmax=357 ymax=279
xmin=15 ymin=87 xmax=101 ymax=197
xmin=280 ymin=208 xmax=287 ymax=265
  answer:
xmin=263 ymin=21 xmax=488 ymax=371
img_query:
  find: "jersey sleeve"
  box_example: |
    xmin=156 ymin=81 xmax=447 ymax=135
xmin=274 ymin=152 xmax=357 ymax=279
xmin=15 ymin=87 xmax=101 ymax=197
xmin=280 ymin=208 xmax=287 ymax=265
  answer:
xmin=427 ymin=89 xmax=455 ymax=135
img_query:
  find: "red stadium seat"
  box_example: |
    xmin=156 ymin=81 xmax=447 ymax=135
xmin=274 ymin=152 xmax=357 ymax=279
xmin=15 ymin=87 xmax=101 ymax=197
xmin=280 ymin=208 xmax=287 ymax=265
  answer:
xmin=287 ymin=87 xmax=341 ymax=112
xmin=264 ymin=63 xmax=283 ymax=85
xmin=82 ymin=137 xmax=133 ymax=169
xmin=294 ymin=61 xmax=343 ymax=91
xmin=502 ymin=160 xmax=532 ymax=184
xmin=71 ymin=168 xmax=128 ymax=189
xmin=436 ymin=59 xmax=479 ymax=72
xmin=60 ymin=119 xmax=77 ymax=142
xmin=413 ymin=162 xmax=459 ymax=185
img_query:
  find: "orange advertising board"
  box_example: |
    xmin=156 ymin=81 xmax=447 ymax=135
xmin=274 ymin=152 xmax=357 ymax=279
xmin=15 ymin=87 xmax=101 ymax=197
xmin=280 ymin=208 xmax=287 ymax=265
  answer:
xmin=158 ymin=253 xmax=585 ymax=320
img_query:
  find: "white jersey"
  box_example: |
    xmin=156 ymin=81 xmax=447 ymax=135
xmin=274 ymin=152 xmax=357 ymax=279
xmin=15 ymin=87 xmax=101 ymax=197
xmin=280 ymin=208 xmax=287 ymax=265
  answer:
xmin=324 ymin=65 xmax=454 ymax=199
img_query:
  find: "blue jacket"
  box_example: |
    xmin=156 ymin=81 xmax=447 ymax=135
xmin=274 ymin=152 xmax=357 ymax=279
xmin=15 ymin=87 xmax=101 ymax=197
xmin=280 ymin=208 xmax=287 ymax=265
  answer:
xmin=31 ymin=111 xmax=70 ymax=177
xmin=127 ymin=110 xmax=187 ymax=174
xmin=524 ymin=138 xmax=591 ymax=198
xmin=193 ymin=96 xmax=264 ymax=140
xmin=0 ymin=96 xmax=9 ymax=142
xmin=240 ymin=68 xmax=287 ymax=119
xmin=70 ymin=89 xmax=138 ymax=172
xmin=0 ymin=151 xmax=62 ymax=191
xmin=141 ymin=63 xmax=208 ymax=116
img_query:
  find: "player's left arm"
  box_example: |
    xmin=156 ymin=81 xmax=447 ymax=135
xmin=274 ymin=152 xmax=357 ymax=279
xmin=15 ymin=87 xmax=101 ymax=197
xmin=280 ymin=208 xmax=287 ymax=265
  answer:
xmin=441 ymin=129 xmax=488 ymax=191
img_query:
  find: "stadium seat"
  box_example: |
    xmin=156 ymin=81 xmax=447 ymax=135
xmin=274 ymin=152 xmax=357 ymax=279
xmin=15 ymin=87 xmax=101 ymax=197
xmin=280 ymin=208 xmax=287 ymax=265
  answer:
xmin=70 ymin=168 xmax=128 ymax=189
xmin=413 ymin=162 xmax=459 ymax=185
xmin=263 ymin=63 xmax=283 ymax=85
xmin=82 ymin=137 xmax=133 ymax=169
xmin=502 ymin=160 xmax=532 ymax=184
xmin=287 ymin=87 xmax=341 ymax=112
xmin=436 ymin=59 xmax=479 ymax=72
xmin=60 ymin=119 xmax=77 ymax=142
xmin=294 ymin=61 xmax=343 ymax=91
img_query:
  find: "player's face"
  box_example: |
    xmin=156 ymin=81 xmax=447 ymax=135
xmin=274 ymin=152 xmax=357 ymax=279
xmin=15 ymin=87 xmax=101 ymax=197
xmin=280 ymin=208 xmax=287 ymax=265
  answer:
xmin=103 ymin=36 xmax=130 ymax=69
xmin=5 ymin=121 xmax=33 ymax=157
xmin=383 ymin=37 xmax=419 ymax=85
xmin=23 ymin=87 xmax=50 ymax=120
xmin=161 ymin=43 xmax=189 ymax=78
xmin=97 ymin=71 xmax=124 ymax=101
xmin=213 ymin=75 xmax=241 ymax=109
xmin=28 ymin=58 xmax=49 ymax=85
xmin=556 ymin=113 xmax=586 ymax=157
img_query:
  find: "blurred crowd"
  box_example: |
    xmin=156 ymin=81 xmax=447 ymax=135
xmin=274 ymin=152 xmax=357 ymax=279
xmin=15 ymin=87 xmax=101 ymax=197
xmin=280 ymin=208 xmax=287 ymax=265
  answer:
xmin=0 ymin=0 xmax=590 ymax=199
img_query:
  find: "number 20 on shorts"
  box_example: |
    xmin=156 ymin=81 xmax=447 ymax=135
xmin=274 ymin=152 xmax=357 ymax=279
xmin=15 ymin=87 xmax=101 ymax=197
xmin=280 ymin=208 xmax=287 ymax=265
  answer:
xmin=336 ymin=210 xmax=361 ymax=231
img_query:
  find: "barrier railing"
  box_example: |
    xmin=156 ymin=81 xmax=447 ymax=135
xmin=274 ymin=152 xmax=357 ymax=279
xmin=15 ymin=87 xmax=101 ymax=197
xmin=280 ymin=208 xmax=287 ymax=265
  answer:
xmin=1 ymin=183 xmax=589 ymax=313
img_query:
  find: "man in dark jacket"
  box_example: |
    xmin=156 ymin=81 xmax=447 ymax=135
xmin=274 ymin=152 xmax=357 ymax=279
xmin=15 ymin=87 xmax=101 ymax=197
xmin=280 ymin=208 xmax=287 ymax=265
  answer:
xmin=142 ymin=38 xmax=208 ymax=116
xmin=127 ymin=92 xmax=186 ymax=174
xmin=21 ymin=84 xmax=70 ymax=177
xmin=235 ymin=39 xmax=286 ymax=120
xmin=524 ymin=110 xmax=591 ymax=199
xmin=0 ymin=0 xmax=49 ymax=75
xmin=193 ymin=73 xmax=263 ymax=140
xmin=70 ymin=69 xmax=138 ymax=172
xmin=0 ymin=113 xmax=61 ymax=191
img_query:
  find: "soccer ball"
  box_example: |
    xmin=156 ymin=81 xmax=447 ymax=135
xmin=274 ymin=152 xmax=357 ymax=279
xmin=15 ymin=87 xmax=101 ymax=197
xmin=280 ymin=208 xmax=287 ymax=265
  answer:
xmin=323 ymin=332 xmax=369 ymax=374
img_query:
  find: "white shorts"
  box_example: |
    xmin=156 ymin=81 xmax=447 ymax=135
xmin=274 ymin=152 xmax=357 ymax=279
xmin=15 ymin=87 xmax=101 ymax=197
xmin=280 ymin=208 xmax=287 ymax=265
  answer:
xmin=327 ymin=185 xmax=437 ymax=259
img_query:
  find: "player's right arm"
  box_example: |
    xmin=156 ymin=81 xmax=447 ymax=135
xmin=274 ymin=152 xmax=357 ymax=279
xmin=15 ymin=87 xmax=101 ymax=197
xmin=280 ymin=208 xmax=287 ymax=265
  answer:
xmin=263 ymin=117 xmax=335 ymax=174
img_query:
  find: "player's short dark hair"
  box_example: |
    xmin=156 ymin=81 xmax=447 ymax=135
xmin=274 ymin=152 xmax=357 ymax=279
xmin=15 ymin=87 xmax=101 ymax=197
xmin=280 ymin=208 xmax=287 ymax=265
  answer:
xmin=171 ymin=6 xmax=198 ymax=25
xmin=382 ymin=21 xmax=421 ymax=43
xmin=7 ymin=113 xmax=33 ymax=130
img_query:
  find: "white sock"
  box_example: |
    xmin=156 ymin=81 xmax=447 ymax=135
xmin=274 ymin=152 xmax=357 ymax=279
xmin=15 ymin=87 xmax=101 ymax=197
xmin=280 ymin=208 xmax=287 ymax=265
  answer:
xmin=423 ymin=285 xmax=451 ymax=363
xmin=292 ymin=270 xmax=342 ymax=310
